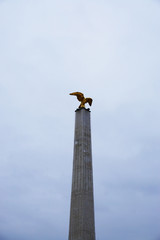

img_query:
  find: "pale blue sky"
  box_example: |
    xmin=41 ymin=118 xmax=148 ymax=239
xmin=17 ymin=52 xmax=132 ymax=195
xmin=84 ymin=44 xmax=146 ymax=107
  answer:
xmin=0 ymin=0 xmax=160 ymax=240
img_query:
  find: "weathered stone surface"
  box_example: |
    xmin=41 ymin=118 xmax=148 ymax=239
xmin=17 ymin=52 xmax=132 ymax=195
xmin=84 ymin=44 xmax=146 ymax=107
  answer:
xmin=68 ymin=108 xmax=96 ymax=240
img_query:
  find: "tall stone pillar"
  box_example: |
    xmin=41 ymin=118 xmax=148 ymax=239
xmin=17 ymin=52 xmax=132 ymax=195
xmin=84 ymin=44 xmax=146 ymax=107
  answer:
xmin=68 ymin=108 xmax=96 ymax=240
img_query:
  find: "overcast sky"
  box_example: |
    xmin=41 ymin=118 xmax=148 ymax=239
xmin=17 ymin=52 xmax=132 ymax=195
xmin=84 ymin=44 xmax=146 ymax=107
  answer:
xmin=0 ymin=0 xmax=160 ymax=240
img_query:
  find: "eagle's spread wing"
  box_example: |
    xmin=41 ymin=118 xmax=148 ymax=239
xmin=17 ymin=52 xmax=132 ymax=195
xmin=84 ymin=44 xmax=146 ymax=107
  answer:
xmin=85 ymin=98 xmax=93 ymax=106
xmin=70 ymin=92 xmax=84 ymax=102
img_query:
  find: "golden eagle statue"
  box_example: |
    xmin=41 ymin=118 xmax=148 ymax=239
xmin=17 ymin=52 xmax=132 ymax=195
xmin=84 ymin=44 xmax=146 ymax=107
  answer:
xmin=70 ymin=92 xmax=93 ymax=108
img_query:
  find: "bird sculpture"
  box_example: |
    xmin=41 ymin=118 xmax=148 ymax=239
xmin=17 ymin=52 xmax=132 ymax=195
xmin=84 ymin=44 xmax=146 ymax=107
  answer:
xmin=70 ymin=92 xmax=93 ymax=108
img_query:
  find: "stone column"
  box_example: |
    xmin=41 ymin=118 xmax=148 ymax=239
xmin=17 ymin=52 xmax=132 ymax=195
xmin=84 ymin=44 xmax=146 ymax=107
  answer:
xmin=68 ymin=108 xmax=96 ymax=240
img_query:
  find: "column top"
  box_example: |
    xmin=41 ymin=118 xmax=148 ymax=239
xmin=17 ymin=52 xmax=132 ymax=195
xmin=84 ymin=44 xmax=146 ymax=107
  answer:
xmin=75 ymin=107 xmax=91 ymax=112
